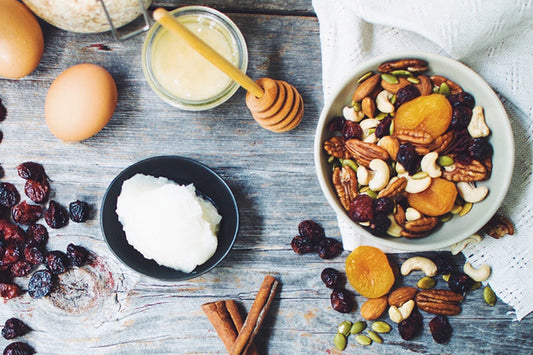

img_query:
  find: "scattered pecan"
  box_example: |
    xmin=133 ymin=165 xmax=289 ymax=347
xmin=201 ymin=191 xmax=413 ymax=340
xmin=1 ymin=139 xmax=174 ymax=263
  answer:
xmin=377 ymin=136 xmax=400 ymax=160
xmin=378 ymin=58 xmax=428 ymax=74
xmin=324 ymin=136 xmax=351 ymax=159
xmin=394 ymin=129 xmax=434 ymax=145
xmin=380 ymin=77 xmax=410 ymax=94
xmin=345 ymin=139 xmax=389 ymax=167
xmin=414 ymin=75 xmax=433 ymax=96
xmin=482 ymin=214 xmax=514 ymax=239
xmin=442 ymin=158 xmax=487 ymax=182
xmin=352 ymin=74 xmax=381 ymax=102
xmin=430 ymin=75 xmax=463 ymax=94
xmin=377 ymin=177 xmax=407 ymax=199
xmin=415 ymin=289 xmax=464 ymax=316
xmin=333 ymin=166 xmax=358 ymax=210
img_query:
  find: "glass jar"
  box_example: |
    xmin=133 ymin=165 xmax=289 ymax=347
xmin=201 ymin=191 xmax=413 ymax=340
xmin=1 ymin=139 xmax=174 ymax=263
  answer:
xmin=142 ymin=6 xmax=248 ymax=110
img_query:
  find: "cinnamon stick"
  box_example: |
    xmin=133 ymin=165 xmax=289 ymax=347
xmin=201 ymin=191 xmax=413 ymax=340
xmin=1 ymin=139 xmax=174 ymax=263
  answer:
xmin=230 ymin=275 xmax=280 ymax=355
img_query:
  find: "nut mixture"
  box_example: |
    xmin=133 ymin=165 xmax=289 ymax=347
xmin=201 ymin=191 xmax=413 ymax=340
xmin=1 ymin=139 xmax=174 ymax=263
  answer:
xmin=323 ymin=58 xmax=495 ymax=239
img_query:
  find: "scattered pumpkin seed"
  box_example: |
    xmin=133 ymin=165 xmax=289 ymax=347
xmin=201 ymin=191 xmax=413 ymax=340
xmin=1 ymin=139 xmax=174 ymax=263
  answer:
xmin=350 ymin=320 xmax=367 ymax=334
xmin=371 ymin=321 xmax=391 ymax=333
xmin=437 ymin=155 xmax=454 ymax=167
xmin=459 ymin=202 xmax=473 ymax=216
xmin=353 ymin=101 xmax=362 ymax=111
xmin=442 ymin=274 xmax=451 ymax=282
xmin=390 ymin=69 xmax=412 ymax=77
xmin=440 ymin=213 xmax=453 ymax=222
xmin=367 ymin=330 xmax=383 ymax=343
xmin=450 ymin=204 xmax=463 ymax=214
xmin=483 ymin=286 xmax=496 ymax=306
xmin=338 ymin=321 xmax=352 ymax=337
xmin=334 ymin=333 xmax=347 ymax=350
xmin=438 ymin=82 xmax=451 ymax=96
xmin=417 ymin=276 xmax=437 ymax=289
xmin=390 ymin=94 xmax=397 ymax=105
xmin=357 ymin=71 xmax=374 ymax=83
xmin=407 ymin=76 xmax=420 ymax=84
xmin=471 ymin=281 xmax=482 ymax=291
xmin=411 ymin=171 xmax=429 ymax=179
xmin=381 ymin=73 xmax=399 ymax=84
xmin=355 ymin=334 xmax=372 ymax=346
xmin=340 ymin=158 xmax=358 ymax=172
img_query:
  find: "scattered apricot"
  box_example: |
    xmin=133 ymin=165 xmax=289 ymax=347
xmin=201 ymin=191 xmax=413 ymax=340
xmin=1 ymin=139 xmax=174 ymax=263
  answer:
xmin=394 ymin=94 xmax=452 ymax=139
xmin=407 ymin=178 xmax=457 ymax=216
xmin=345 ymin=246 xmax=395 ymax=298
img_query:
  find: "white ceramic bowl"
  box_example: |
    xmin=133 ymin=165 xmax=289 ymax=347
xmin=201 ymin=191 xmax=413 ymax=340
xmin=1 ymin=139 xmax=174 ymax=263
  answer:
xmin=314 ymin=51 xmax=514 ymax=251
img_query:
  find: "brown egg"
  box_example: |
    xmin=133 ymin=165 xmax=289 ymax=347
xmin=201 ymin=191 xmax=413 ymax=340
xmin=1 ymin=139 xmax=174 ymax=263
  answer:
xmin=0 ymin=0 xmax=44 ymax=79
xmin=45 ymin=64 xmax=117 ymax=141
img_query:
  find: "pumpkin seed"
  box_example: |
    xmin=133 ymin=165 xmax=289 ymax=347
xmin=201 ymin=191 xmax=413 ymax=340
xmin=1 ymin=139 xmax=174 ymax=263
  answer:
xmin=353 ymin=101 xmax=362 ymax=111
xmin=381 ymin=73 xmax=399 ymax=84
xmin=365 ymin=189 xmax=378 ymax=199
xmin=483 ymin=286 xmax=496 ymax=306
xmin=411 ymin=171 xmax=429 ymax=179
xmin=438 ymin=83 xmax=451 ymax=96
xmin=450 ymin=204 xmax=463 ymax=214
xmin=407 ymin=76 xmax=420 ymax=84
xmin=459 ymin=202 xmax=473 ymax=216
xmin=334 ymin=333 xmax=347 ymax=350
xmin=442 ymin=274 xmax=451 ymax=282
xmin=437 ymin=155 xmax=454 ymax=167
xmin=417 ymin=276 xmax=436 ymax=289
xmin=327 ymin=156 xmax=336 ymax=164
xmin=340 ymin=158 xmax=358 ymax=172
xmin=367 ymin=330 xmax=383 ymax=343
xmin=389 ymin=120 xmax=395 ymax=135
xmin=440 ymin=213 xmax=453 ymax=222
xmin=390 ymin=94 xmax=397 ymax=105
xmin=371 ymin=321 xmax=391 ymax=333
xmin=355 ymin=334 xmax=372 ymax=346
xmin=350 ymin=320 xmax=367 ymax=334
xmin=375 ymin=112 xmax=388 ymax=121
xmin=357 ymin=71 xmax=374 ymax=83
xmin=338 ymin=321 xmax=352 ymax=337
xmin=471 ymin=281 xmax=482 ymax=291
xmin=390 ymin=69 xmax=412 ymax=77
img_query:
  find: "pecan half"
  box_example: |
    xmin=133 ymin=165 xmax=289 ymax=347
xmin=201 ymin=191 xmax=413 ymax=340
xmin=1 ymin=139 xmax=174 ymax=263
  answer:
xmin=415 ymin=289 xmax=463 ymax=316
xmin=333 ymin=166 xmax=358 ymax=210
xmin=442 ymin=158 xmax=487 ymax=182
xmin=430 ymin=75 xmax=463 ymax=94
xmin=394 ymin=129 xmax=433 ymax=145
xmin=352 ymin=74 xmax=381 ymax=102
xmin=482 ymin=213 xmax=514 ymax=239
xmin=428 ymin=131 xmax=454 ymax=154
xmin=324 ymin=136 xmax=351 ymax=159
xmin=378 ymin=59 xmax=428 ymax=74
xmin=414 ymin=75 xmax=433 ymax=96
xmin=394 ymin=204 xmax=406 ymax=226
xmin=401 ymin=229 xmax=431 ymax=239
xmin=377 ymin=176 xmax=407 ymax=199
xmin=404 ymin=217 xmax=439 ymax=233
xmin=345 ymin=139 xmax=389 ymax=167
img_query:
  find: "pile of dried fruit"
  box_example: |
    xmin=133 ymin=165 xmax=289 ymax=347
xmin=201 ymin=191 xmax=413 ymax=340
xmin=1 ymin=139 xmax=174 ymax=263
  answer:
xmin=323 ymin=58 xmax=494 ymax=239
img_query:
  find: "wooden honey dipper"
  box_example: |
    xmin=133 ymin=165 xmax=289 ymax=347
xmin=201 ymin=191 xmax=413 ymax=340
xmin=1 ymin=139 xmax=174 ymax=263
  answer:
xmin=153 ymin=8 xmax=304 ymax=133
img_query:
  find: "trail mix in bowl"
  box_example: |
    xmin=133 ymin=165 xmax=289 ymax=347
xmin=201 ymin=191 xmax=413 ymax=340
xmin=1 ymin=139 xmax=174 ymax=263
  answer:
xmin=323 ymin=58 xmax=493 ymax=239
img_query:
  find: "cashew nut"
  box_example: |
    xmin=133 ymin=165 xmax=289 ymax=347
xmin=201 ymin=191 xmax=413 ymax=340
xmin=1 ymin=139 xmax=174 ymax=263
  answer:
xmin=464 ymin=262 xmax=491 ymax=282
xmin=360 ymin=118 xmax=379 ymax=140
xmin=388 ymin=300 xmax=415 ymax=323
xmin=368 ymin=159 xmax=390 ymax=191
xmin=405 ymin=207 xmax=422 ymax=221
xmin=363 ymin=132 xmax=378 ymax=144
xmin=456 ymin=182 xmax=489 ymax=203
xmin=401 ymin=256 xmax=437 ymax=276
xmin=387 ymin=214 xmax=403 ymax=237
xmin=376 ymin=90 xmax=395 ymax=113
xmin=467 ymin=106 xmax=490 ymax=138
xmin=421 ymin=152 xmax=442 ymax=178
xmin=450 ymin=234 xmax=483 ymax=255
xmin=357 ymin=166 xmax=372 ymax=185
xmin=403 ymin=174 xmax=432 ymax=194
xmin=343 ymin=105 xmax=364 ymax=122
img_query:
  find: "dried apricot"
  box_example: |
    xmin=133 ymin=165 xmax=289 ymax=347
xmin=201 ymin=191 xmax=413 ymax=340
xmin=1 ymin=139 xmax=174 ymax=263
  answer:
xmin=345 ymin=246 xmax=395 ymax=298
xmin=394 ymin=94 xmax=452 ymax=139
xmin=407 ymin=178 xmax=457 ymax=216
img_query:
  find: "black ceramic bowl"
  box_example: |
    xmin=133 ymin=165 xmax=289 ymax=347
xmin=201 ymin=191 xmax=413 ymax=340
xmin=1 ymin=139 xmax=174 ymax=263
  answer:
xmin=100 ymin=156 xmax=239 ymax=280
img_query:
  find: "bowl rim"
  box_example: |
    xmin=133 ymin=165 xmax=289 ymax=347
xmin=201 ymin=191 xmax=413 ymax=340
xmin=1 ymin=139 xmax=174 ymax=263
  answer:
xmin=100 ymin=155 xmax=239 ymax=280
xmin=314 ymin=50 xmax=515 ymax=251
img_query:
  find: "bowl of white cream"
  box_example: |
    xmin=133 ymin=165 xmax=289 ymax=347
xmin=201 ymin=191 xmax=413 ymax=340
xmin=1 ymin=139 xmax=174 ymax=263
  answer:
xmin=100 ymin=156 xmax=239 ymax=280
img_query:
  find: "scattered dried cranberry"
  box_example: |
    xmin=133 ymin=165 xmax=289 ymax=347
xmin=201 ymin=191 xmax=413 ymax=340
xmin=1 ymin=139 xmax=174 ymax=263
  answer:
xmin=432 ymin=253 xmax=453 ymax=275
xmin=468 ymin=137 xmax=493 ymax=161
xmin=11 ymin=201 xmax=42 ymax=225
xmin=298 ymin=220 xmax=325 ymax=245
xmin=321 ymin=268 xmax=341 ymax=289
xmin=447 ymin=272 xmax=475 ymax=294
xmin=16 ymin=162 xmax=46 ymax=182
xmin=396 ymin=142 xmax=421 ymax=175
xmin=317 ymin=238 xmax=343 ymax=259
xmin=0 ymin=221 xmax=26 ymax=245
xmin=28 ymin=270 xmax=53 ymax=299
xmin=395 ymin=85 xmax=420 ymax=106
xmin=1 ymin=243 xmax=20 ymax=266
xmin=69 ymin=200 xmax=90 ymax=222
xmin=44 ymin=200 xmax=68 ymax=229
xmin=449 ymin=104 xmax=472 ymax=131
xmin=1 ymin=318 xmax=31 ymax=340
xmin=0 ymin=283 xmax=21 ymax=300
xmin=291 ymin=235 xmax=315 ymax=254
xmin=375 ymin=117 xmax=392 ymax=138
xmin=23 ymin=244 xmax=44 ymax=266
xmin=398 ymin=308 xmax=423 ymax=340
xmin=24 ymin=180 xmax=49 ymax=204
xmin=327 ymin=116 xmax=345 ymax=132
xmin=429 ymin=314 xmax=453 ymax=344
xmin=10 ymin=260 xmax=31 ymax=277
xmin=348 ymin=194 xmax=374 ymax=223
xmin=342 ymin=120 xmax=363 ymax=140
xmin=3 ymin=341 xmax=35 ymax=355
xmin=66 ymin=243 xmax=89 ymax=267
xmin=45 ymin=250 xmax=69 ymax=275
xmin=0 ymin=183 xmax=20 ymax=208
xmin=448 ymin=91 xmax=475 ymax=108
xmin=367 ymin=214 xmax=391 ymax=236
xmin=26 ymin=224 xmax=48 ymax=246
xmin=330 ymin=288 xmax=353 ymax=313
xmin=374 ymin=197 xmax=394 ymax=215
xmin=0 ymin=98 xmax=6 ymax=122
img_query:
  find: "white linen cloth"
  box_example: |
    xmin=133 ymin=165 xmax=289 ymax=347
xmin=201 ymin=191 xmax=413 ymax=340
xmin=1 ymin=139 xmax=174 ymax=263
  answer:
xmin=312 ymin=0 xmax=533 ymax=320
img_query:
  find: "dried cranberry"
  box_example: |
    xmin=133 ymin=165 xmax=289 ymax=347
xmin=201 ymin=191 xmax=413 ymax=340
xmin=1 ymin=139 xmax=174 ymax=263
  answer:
xmin=330 ymin=288 xmax=353 ymax=313
xmin=429 ymin=314 xmax=453 ymax=343
xmin=45 ymin=250 xmax=69 ymax=275
xmin=327 ymin=116 xmax=345 ymax=132
xmin=449 ymin=104 xmax=472 ymax=131
xmin=66 ymin=243 xmax=89 ymax=267
xmin=24 ymin=180 xmax=49 ymax=204
xmin=0 ymin=266 xmax=11 ymax=284
xmin=0 ymin=283 xmax=21 ymax=300
xmin=432 ymin=253 xmax=453 ymax=275
xmin=23 ymin=244 xmax=44 ymax=265
xmin=398 ymin=308 xmax=423 ymax=340
xmin=291 ymin=235 xmax=315 ymax=254
xmin=0 ymin=99 xmax=6 ymax=122
xmin=320 ymin=268 xmax=341 ymax=289
xmin=448 ymin=92 xmax=475 ymax=108
xmin=1 ymin=318 xmax=31 ymax=340
xmin=0 ymin=221 xmax=26 ymax=245
xmin=367 ymin=214 xmax=391 ymax=236
xmin=342 ymin=121 xmax=363 ymax=140
xmin=298 ymin=220 xmax=325 ymax=245
xmin=317 ymin=238 xmax=343 ymax=259
xmin=0 ymin=183 xmax=20 ymax=208
xmin=374 ymin=197 xmax=394 ymax=215
xmin=396 ymin=142 xmax=421 ymax=175
xmin=28 ymin=270 xmax=53 ymax=298
xmin=468 ymin=137 xmax=493 ymax=161
xmin=1 ymin=243 xmax=20 ymax=266
xmin=69 ymin=200 xmax=90 ymax=222
xmin=10 ymin=260 xmax=31 ymax=277
xmin=26 ymin=224 xmax=48 ymax=246
xmin=3 ymin=341 xmax=35 ymax=355
xmin=348 ymin=194 xmax=374 ymax=223
xmin=16 ymin=162 xmax=46 ymax=182
xmin=11 ymin=202 xmax=42 ymax=225
xmin=44 ymin=200 xmax=68 ymax=229
xmin=375 ymin=117 xmax=392 ymax=138
xmin=395 ymin=85 xmax=421 ymax=106
xmin=447 ymin=272 xmax=475 ymax=294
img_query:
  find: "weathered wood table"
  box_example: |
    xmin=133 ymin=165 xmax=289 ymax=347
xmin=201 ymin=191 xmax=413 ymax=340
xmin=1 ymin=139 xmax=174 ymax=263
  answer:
xmin=0 ymin=1 xmax=531 ymax=354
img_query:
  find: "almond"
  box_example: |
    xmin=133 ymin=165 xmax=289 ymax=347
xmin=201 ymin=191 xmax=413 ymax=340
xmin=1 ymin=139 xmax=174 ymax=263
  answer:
xmin=361 ymin=97 xmax=376 ymax=118
xmin=352 ymin=74 xmax=381 ymax=102
xmin=388 ymin=287 xmax=418 ymax=307
xmin=360 ymin=295 xmax=388 ymax=320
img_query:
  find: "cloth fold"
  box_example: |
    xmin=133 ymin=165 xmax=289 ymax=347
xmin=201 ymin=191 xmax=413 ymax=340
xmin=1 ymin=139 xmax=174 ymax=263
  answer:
xmin=312 ymin=0 xmax=533 ymax=320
